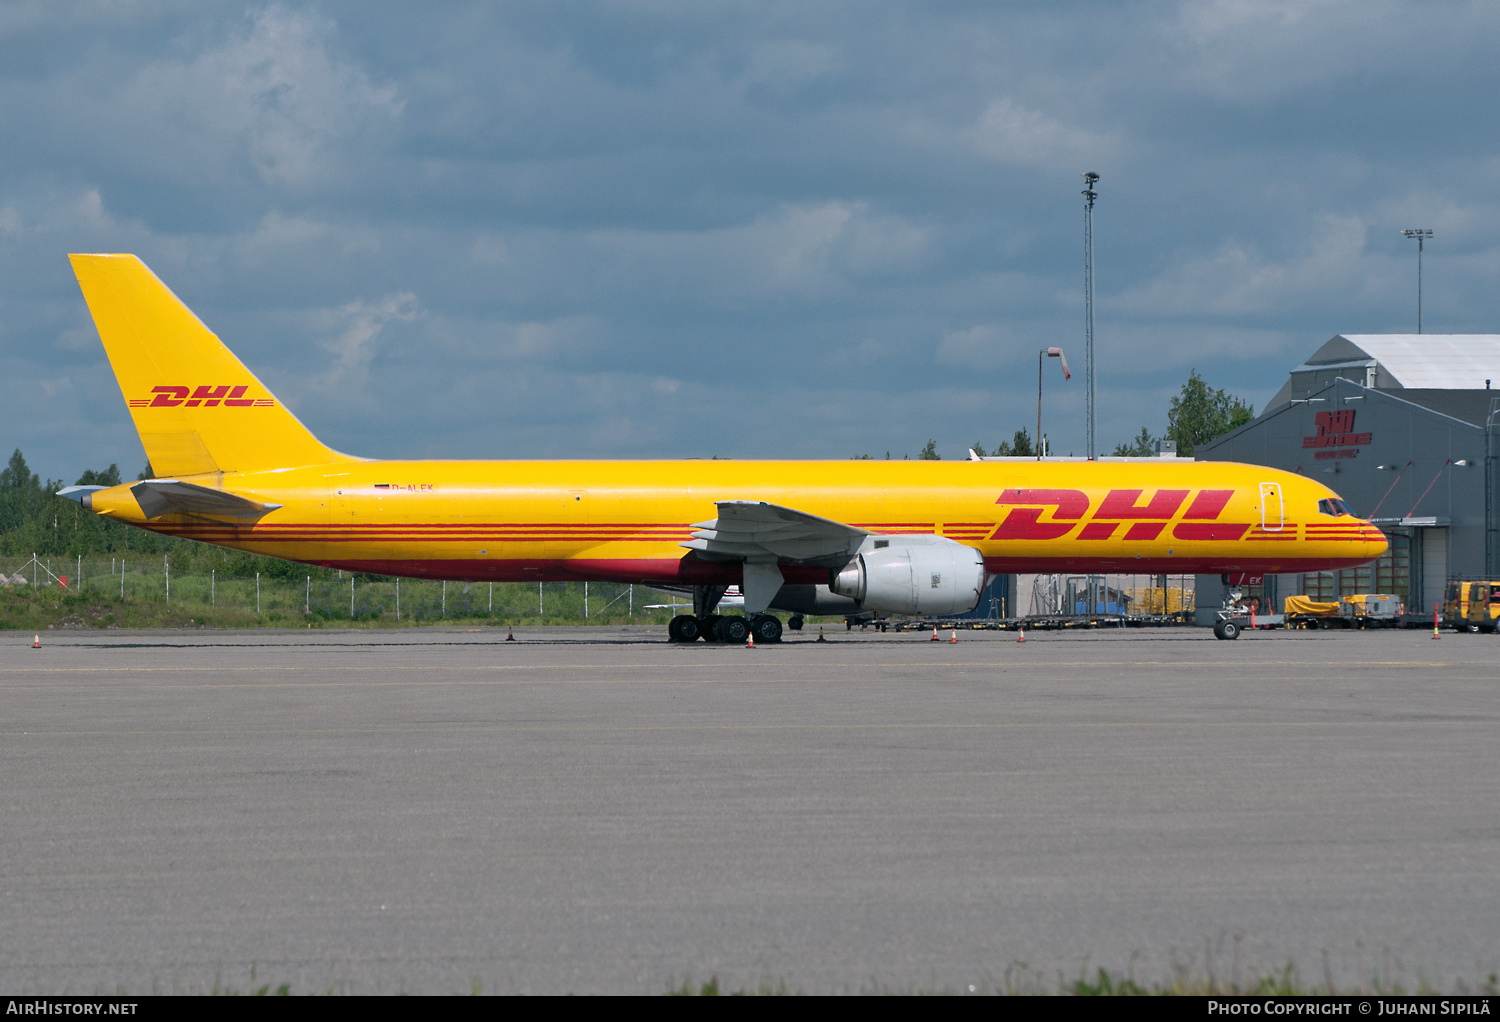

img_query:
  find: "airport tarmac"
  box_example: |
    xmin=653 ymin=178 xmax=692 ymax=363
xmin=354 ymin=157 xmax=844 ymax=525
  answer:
xmin=2 ymin=625 xmax=1497 ymax=994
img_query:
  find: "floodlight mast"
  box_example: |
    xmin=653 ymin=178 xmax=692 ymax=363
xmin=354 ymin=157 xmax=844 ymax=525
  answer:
xmin=1083 ymin=173 xmax=1100 ymax=459
xmin=1037 ymin=347 xmax=1071 ymax=461
xmin=1402 ymin=228 xmax=1433 ymax=333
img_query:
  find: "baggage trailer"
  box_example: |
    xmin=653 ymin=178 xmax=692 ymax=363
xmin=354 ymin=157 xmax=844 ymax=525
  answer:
xmin=1284 ymin=594 xmax=1402 ymax=629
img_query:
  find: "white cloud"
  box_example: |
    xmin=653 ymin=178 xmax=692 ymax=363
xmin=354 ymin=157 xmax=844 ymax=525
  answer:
xmin=311 ymin=291 xmax=417 ymax=395
xmin=1177 ymin=0 xmax=1333 ymax=41
xmin=577 ymin=201 xmax=935 ymax=304
xmin=100 ymin=6 xmax=401 ymax=189
xmin=968 ymin=98 xmax=1118 ymax=170
xmin=740 ymin=38 xmax=839 ymax=98
xmin=1114 ymin=214 xmax=1372 ymax=318
xmin=936 ymin=324 xmax=1003 ymax=367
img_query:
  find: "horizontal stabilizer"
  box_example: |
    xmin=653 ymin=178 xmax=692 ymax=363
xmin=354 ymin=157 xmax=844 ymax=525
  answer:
xmin=56 ymin=485 xmax=108 ymax=506
xmin=130 ymin=479 xmax=283 ymax=520
xmin=683 ymin=500 xmax=867 ymax=567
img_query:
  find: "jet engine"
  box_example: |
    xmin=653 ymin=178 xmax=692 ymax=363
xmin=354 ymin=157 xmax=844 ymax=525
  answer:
xmin=828 ymin=535 xmax=985 ymax=616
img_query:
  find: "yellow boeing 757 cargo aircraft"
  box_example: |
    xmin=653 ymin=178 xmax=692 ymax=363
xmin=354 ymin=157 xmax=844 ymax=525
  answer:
xmin=58 ymin=254 xmax=1386 ymax=642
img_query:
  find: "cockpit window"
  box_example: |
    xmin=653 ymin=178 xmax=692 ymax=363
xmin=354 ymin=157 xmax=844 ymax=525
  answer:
xmin=1317 ymin=498 xmax=1353 ymax=517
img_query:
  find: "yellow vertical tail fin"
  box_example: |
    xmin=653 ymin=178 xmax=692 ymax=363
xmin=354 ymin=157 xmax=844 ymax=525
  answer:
xmin=69 ymin=254 xmax=354 ymax=477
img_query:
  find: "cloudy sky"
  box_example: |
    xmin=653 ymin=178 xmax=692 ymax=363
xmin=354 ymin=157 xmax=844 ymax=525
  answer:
xmin=3 ymin=0 xmax=1497 ymax=480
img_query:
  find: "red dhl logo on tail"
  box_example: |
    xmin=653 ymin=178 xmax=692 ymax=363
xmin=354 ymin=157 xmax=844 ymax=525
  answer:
xmin=992 ymin=488 xmax=1251 ymax=542
xmin=128 ymin=385 xmax=275 ymax=408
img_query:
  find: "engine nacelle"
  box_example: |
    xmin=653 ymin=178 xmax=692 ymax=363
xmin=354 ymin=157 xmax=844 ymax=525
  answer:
xmin=829 ymin=535 xmax=985 ymax=616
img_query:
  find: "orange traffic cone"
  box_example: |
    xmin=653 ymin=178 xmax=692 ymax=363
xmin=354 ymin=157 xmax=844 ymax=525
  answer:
xmin=930 ymin=626 xmax=939 ymax=641
xmin=1432 ymin=604 xmax=1441 ymax=640
xmin=950 ymin=628 xmax=957 ymax=644
xmin=817 ymin=627 xmax=826 ymax=642
xmin=32 ymin=633 xmax=40 ymax=648
xmin=1017 ymin=623 xmax=1026 ymax=643
xmin=506 ymin=630 xmax=515 ymax=641
xmin=746 ymin=630 xmax=755 ymax=648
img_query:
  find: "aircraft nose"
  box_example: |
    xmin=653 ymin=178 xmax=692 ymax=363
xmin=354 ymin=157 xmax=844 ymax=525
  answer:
xmin=1359 ymin=520 xmax=1389 ymax=558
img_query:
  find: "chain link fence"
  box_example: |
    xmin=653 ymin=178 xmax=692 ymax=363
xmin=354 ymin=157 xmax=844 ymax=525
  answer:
xmin=1 ymin=552 xmax=685 ymax=628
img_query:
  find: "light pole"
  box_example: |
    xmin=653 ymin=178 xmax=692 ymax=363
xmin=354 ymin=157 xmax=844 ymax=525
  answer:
xmin=1037 ymin=347 xmax=1071 ymax=461
xmin=1082 ymin=172 xmax=1099 ymax=459
xmin=1402 ymin=229 xmax=1433 ymax=333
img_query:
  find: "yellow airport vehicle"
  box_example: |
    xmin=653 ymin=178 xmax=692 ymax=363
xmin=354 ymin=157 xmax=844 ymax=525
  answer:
xmin=1443 ymin=580 xmax=1500 ymax=633
xmin=57 ymin=254 xmax=1389 ymax=642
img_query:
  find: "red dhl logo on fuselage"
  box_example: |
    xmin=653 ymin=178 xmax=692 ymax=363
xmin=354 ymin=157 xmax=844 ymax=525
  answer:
xmin=993 ymin=488 xmax=1252 ymax=542
xmin=127 ymin=385 xmax=275 ymax=408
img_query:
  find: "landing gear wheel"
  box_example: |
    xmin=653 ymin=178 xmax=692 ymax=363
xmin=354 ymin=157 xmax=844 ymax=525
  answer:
xmin=699 ymin=614 xmax=722 ymax=642
xmin=751 ymin=615 xmax=783 ymax=644
xmin=787 ymin=615 xmax=804 ymax=631
xmin=1213 ymin=619 xmax=1241 ymax=640
xmin=669 ymin=615 xmax=701 ymax=642
xmin=715 ymin=616 xmax=749 ymax=643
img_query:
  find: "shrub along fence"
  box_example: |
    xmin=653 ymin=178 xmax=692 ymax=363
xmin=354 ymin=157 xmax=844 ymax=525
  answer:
xmin=0 ymin=552 xmax=690 ymax=629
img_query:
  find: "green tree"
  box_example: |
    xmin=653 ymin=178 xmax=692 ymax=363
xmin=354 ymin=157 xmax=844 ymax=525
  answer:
xmin=1112 ymin=427 xmax=1157 ymax=457
xmin=918 ymin=439 xmax=940 ymax=460
xmin=75 ymin=464 xmax=122 ymax=486
xmin=991 ymin=427 xmax=1034 ymax=457
xmin=1166 ymin=370 xmax=1254 ymax=457
xmin=1 ymin=449 xmax=39 ymax=493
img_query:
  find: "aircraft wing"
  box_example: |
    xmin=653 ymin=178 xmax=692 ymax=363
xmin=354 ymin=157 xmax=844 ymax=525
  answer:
xmin=129 ymin=479 xmax=283 ymax=520
xmin=682 ymin=501 xmax=868 ymax=616
xmin=683 ymin=500 xmax=868 ymax=567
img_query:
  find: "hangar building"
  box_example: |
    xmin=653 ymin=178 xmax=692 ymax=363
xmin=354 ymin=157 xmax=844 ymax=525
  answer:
xmin=1196 ymin=334 xmax=1500 ymax=618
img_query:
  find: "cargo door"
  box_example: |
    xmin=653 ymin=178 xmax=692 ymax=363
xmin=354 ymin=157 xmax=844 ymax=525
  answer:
xmin=1258 ymin=482 xmax=1284 ymax=532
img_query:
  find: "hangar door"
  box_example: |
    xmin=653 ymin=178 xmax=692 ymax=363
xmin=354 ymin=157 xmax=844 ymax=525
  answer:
xmin=1419 ymin=528 xmax=1448 ymax=615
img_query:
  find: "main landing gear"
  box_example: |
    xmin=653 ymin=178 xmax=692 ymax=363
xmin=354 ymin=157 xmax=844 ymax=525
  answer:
xmin=668 ymin=584 xmax=784 ymax=643
xmin=668 ymin=612 xmax=784 ymax=643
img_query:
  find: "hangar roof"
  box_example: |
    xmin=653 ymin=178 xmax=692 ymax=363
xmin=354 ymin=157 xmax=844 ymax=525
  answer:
xmin=1299 ymin=334 xmax=1500 ymax=389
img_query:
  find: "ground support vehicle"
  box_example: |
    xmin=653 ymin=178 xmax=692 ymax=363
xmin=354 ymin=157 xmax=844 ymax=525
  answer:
xmin=1443 ymin=581 xmax=1500 ymax=633
xmin=1283 ymin=595 xmax=1402 ymax=630
xmin=1338 ymin=594 xmax=1402 ymax=628
xmin=1211 ymin=608 xmax=1285 ymax=640
xmin=1284 ymin=595 xmax=1340 ymax=629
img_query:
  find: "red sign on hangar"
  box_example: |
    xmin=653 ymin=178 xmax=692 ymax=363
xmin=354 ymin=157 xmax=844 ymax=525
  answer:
xmin=1302 ymin=409 xmax=1371 ymax=460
